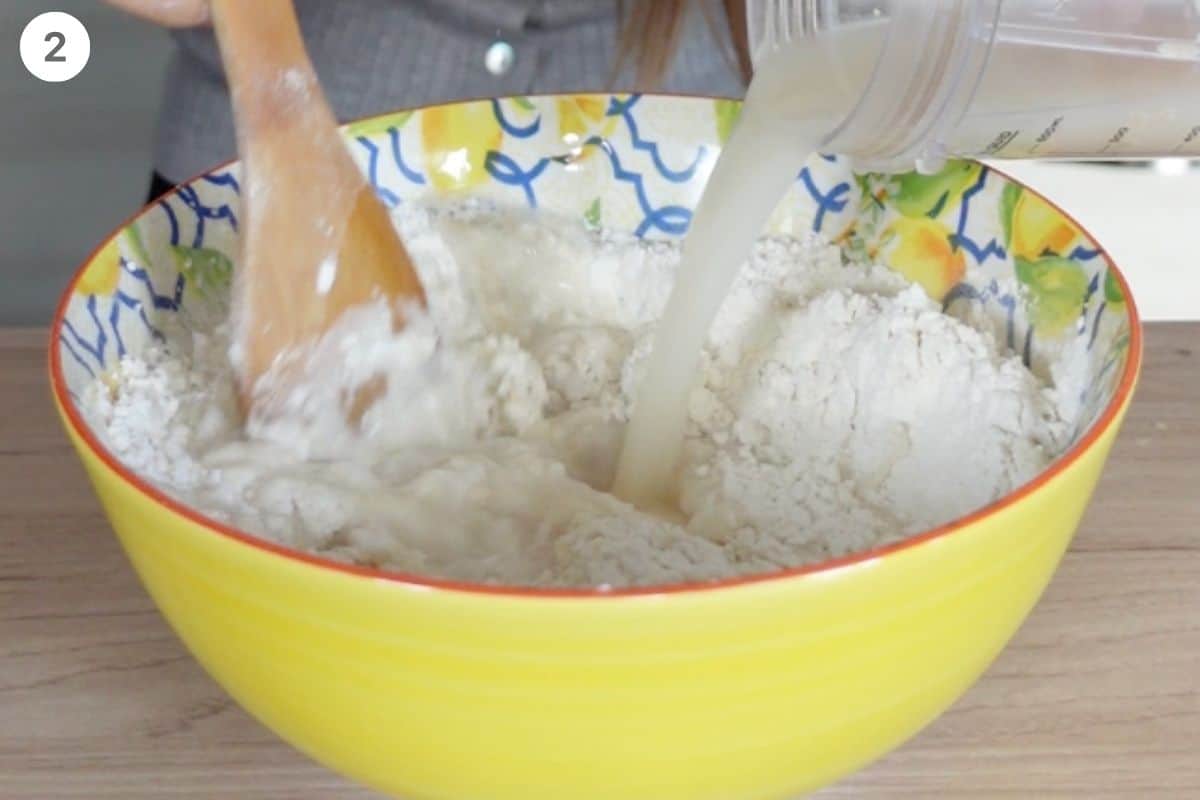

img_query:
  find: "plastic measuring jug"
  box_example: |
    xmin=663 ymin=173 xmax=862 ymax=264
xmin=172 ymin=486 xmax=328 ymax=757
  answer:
xmin=747 ymin=0 xmax=1200 ymax=173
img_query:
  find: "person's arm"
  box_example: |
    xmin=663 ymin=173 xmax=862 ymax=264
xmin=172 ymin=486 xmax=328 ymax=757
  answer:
xmin=103 ymin=0 xmax=210 ymax=27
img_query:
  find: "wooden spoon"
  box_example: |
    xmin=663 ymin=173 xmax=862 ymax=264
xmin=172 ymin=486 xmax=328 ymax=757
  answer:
xmin=210 ymin=0 xmax=425 ymax=412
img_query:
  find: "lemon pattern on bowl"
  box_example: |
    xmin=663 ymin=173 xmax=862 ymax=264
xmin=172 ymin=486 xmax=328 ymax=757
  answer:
xmin=878 ymin=216 xmax=966 ymax=302
xmin=851 ymin=159 xmax=1119 ymax=354
xmin=557 ymin=95 xmax=620 ymax=162
xmin=421 ymin=100 xmax=503 ymax=192
xmin=75 ymin=237 xmax=123 ymax=298
xmin=57 ymin=94 xmax=1132 ymax=441
xmin=1004 ymin=182 xmax=1084 ymax=262
xmin=1002 ymin=183 xmax=1092 ymax=335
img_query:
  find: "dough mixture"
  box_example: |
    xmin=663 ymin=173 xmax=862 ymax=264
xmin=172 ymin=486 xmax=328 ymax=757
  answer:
xmin=83 ymin=203 xmax=1073 ymax=589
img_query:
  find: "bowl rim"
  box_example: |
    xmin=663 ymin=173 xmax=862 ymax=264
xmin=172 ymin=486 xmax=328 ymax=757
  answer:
xmin=49 ymin=93 xmax=1143 ymax=600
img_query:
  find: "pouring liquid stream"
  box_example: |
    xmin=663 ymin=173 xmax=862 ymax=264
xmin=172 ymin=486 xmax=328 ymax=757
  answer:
xmin=611 ymin=23 xmax=884 ymax=508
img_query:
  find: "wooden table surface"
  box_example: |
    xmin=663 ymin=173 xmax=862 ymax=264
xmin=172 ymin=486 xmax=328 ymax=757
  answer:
xmin=3 ymin=325 xmax=1198 ymax=798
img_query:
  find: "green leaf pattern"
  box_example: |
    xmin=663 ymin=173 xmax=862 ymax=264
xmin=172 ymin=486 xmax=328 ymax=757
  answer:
xmin=714 ymin=99 xmax=741 ymax=145
xmin=891 ymin=161 xmax=982 ymax=219
xmin=1015 ymin=255 xmax=1089 ymax=334
xmin=1103 ymin=269 xmax=1126 ymax=306
xmin=583 ymin=197 xmax=601 ymax=229
xmin=999 ymin=183 xmax=1021 ymax=249
xmin=171 ymin=245 xmax=233 ymax=302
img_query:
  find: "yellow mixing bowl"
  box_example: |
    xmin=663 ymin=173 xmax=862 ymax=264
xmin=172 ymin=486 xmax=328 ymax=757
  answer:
xmin=51 ymin=95 xmax=1141 ymax=799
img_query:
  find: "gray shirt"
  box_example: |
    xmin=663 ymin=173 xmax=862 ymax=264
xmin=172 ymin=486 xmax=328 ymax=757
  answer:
xmin=155 ymin=0 xmax=746 ymax=182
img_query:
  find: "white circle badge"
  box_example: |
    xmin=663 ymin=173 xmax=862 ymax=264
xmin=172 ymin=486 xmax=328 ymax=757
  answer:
xmin=20 ymin=11 xmax=91 ymax=83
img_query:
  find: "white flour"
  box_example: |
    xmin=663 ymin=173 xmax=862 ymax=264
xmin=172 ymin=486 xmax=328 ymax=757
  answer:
xmin=83 ymin=203 xmax=1073 ymax=588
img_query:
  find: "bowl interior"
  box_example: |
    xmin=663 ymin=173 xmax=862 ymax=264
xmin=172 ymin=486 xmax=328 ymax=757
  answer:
xmin=53 ymin=93 xmax=1135 ymax=529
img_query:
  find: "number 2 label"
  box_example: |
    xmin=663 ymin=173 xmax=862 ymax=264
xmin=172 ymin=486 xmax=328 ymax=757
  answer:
xmin=44 ymin=31 xmax=68 ymax=63
xmin=20 ymin=12 xmax=90 ymax=83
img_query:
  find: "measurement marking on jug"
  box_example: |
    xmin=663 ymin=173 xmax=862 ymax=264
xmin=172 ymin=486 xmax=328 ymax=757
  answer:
xmin=983 ymin=130 xmax=1020 ymax=156
xmin=1175 ymin=125 xmax=1200 ymax=152
xmin=1030 ymin=117 xmax=1064 ymax=153
xmin=1101 ymin=126 xmax=1130 ymax=153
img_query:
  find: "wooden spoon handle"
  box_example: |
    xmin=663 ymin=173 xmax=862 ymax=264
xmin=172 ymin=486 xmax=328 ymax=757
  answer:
xmin=210 ymin=0 xmax=335 ymax=148
xmin=210 ymin=0 xmax=425 ymax=413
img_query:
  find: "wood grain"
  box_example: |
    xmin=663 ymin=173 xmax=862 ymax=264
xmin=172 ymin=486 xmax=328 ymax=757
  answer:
xmin=3 ymin=325 xmax=1197 ymax=799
